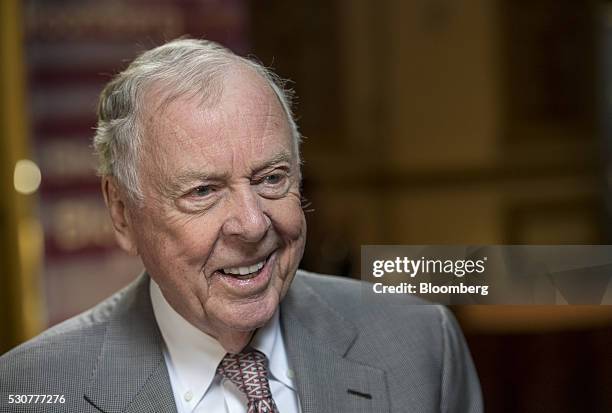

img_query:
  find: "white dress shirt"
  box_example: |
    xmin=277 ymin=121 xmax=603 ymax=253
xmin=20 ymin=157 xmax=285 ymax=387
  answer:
xmin=150 ymin=279 xmax=301 ymax=413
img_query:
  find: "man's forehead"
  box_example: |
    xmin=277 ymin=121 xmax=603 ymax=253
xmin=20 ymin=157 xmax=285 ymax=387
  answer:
xmin=141 ymin=71 xmax=289 ymax=149
xmin=141 ymin=100 xmax=290 ymax=163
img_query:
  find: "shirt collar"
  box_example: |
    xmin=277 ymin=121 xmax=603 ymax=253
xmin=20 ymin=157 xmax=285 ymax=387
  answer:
xmin=250 ymin=302 xmax=296 ymax=390
xmin=149 ymin=278 xmax=297 ymax=400
xmin=150 ymin=278 xmax=225 ymax=403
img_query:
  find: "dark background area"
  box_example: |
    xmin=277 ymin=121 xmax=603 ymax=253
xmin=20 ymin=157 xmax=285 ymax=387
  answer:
xmin=1 ymin=1 xmax=611 ymax=412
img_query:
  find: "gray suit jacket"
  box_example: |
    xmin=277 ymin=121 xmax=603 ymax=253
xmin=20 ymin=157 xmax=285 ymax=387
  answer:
xmin=0 ymin=270 xmax=482 ymax=412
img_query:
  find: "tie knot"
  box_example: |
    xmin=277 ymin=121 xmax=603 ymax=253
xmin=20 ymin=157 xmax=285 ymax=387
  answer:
xmin=217 ymin=349 xmax=278 ymax=412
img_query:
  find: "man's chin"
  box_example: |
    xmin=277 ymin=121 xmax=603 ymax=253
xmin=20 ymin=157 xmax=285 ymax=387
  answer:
xmin=209 ymin=293 xmax=278 ymax=331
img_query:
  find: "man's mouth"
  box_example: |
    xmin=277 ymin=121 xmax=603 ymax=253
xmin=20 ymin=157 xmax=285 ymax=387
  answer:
xmin=217 ymin=252 xmax=273 ymax=280
xmin=220 ymin=259 xmax=266 ymax=279
xmin=211 ymin=251 xmax=277 ymax=294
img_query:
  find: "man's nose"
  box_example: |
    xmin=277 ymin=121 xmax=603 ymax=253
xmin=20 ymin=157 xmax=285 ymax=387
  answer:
xmin=221 ymin=186 xmax=271 ymax=242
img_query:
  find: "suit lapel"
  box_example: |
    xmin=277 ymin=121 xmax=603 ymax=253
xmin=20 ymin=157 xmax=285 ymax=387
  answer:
xmin=84 ymin=274 xmax=177 ymax=413
xmin=281 ymin=272 xmax=389 ymax=413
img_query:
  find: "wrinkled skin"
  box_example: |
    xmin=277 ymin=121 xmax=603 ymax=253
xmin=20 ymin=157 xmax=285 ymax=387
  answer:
xmin=103 ymin=66 xmax=306 ymax=352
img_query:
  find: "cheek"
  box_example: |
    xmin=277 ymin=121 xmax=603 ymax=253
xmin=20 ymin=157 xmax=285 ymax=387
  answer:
xmin=267 ymin=196 xmax=306 ymax=242
xmin=134 ymin=212 xmax=221 ymax=271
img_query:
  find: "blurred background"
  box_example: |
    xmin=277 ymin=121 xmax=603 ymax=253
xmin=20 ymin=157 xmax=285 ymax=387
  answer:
xmin=1 ymin=0 xmax=612 ymax=411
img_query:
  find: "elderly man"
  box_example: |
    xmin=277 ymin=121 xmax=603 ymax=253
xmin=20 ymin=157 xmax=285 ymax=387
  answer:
xmin=0 ymin=39 xmax=482 ymax=412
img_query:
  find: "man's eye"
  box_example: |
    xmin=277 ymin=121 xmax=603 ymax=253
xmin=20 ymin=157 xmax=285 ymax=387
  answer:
xmin=255 ymin=172 xmax=290 ymax=199
xmin=191 ymin=185 xmax=213 ymax=197
xmin=264 ymin=174 xmax=283 ymax=185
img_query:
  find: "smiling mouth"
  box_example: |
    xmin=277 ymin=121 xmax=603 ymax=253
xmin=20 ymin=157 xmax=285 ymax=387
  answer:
xmin=219 ymin=254 xmax=271 ymax=280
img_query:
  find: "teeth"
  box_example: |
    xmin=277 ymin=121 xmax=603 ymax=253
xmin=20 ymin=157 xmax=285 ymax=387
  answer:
xmin=223 ymin=260 xmax=265 ymax=276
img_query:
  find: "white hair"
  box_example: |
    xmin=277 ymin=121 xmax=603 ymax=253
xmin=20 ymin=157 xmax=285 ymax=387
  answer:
xmin=93 ymin=38 xmax=301 ymax=202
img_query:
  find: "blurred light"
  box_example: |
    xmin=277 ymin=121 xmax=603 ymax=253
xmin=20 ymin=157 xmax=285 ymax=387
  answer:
xmin=14 ymin=159 xmax=41 ymax=194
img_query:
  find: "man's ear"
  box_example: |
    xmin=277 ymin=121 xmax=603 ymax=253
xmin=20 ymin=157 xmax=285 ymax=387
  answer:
xmin=101 ymin=176 xmax=138 ymax=256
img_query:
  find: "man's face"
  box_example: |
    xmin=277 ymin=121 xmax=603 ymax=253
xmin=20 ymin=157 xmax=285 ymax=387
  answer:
xmin=124 ymin=67 xmax=306 ymax=341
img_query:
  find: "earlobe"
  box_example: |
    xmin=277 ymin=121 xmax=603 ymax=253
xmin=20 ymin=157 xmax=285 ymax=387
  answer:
xmin=101 ymin=176 xmax=138 ymax=256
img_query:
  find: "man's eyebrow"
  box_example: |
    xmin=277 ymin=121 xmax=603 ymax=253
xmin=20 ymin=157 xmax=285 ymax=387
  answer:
xmin=162 ymin=151 xmax=294 ymax=196
xmin=173 ymin=170 xmax=216 ymax=184
xmin=251 ymin=151 xmax=293 ymax=173
xmin=163 ymin=170 xmax=221 ymax=196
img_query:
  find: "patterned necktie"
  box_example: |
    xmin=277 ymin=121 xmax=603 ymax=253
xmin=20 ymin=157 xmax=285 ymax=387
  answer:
xmin=217 ymin=349 xmax=279 ymax=413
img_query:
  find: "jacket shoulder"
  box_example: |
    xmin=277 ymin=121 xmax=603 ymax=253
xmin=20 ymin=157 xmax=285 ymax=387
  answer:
xmin=291 ymin=270 xmax=482 ymax=412
xmin=0 ymin=278 xmax=137 ymax=393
